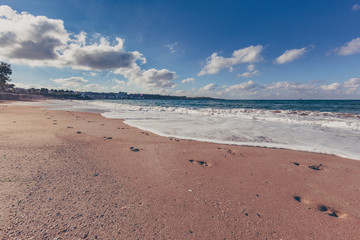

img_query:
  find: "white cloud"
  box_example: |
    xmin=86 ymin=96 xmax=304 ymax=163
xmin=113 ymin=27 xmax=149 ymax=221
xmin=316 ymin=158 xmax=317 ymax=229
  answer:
xmin=174 ymin=90 xmax=186 ymax=95
xmin=142 ymin=68 xmax=177 ymax=88
xmin=181 ymin=78 xmax=195 ymax=84
xmin=52 ymin=76 xmax=88 ymax=88
xmin=0 ymin=6 xmax=144 ymax=70
xmin=62 ymin=36 xmax=145 ymax=71
xmin=195 ymin=81 xmax=259 ymax=99
xmin=247 ymin=64 xmax=255 ymax=72
xmin=165 ymin=42 xmax=178 ymax=54
xmin=50 ymin=77 xmax=110 ymax=92
xmin=0 ymin=5 xmax=178 ymax=92
xmin=265 ymin=81 xmax=314 ymax=90
xmin=13 ymin=82 xmax=51 ymax=89
xmin=187 ymin=78 xmax=360 ymax=99
xmin=320 ymin=82 xmax=341 ymax=91
xmin=275 ymin=47 xmax=310 ymax=64
xmin=90 ymin=72 xmax=98 ymax=77
xmin=237 ymin=70 xmax=259 ymax=78
xmin=335 ymin=37 xmax=360 ymax=56
xmin=344 ymin=77 xmax=360 ymax=93
xmin=318 ymin=78 xmax=360 ymax=94
xmin=0 ymin=5 xmax=68 ymax=66
xmin=225 ymin=80 xmax=258 ymax=92
xmin=352 ymin=4 xmax=360 ymax=11
xmin=198 ymin=45 xmax=264 ymax=76
xmin=237 ymin=64 xmax=259 ymax=78
xmin=115 ymin=67 xmax=177 ymax=89
xmin=113 ymin=78 xmax=126 ymax=85
xmin=83 ymin=83 xmax=99 ymax=88
xmin=200 ymin=83 xmax=218 ymax=92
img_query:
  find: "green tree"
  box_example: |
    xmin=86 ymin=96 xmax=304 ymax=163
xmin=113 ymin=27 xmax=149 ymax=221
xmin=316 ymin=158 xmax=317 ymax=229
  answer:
xmin=0 ymin=62 xmax=12 ymax=91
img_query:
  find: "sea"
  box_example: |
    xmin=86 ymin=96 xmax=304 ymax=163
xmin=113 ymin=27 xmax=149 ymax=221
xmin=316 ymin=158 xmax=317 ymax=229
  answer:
xmin=22 ymin=99 xmax=360 ymax=160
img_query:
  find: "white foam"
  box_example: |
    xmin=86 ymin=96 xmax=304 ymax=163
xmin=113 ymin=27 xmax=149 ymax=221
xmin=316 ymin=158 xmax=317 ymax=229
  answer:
xmin=26 ymin=100 xmax=360 ymax=160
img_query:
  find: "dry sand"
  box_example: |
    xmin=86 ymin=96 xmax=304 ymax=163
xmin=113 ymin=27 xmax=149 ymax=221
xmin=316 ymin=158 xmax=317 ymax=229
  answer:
xmin=0 ymin=103 xmax=359 ymax=239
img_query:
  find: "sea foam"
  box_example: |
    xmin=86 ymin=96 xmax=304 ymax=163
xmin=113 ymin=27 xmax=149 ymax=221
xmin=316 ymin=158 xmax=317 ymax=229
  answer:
xmin=22 ymin=100 xmax=360 ymax=160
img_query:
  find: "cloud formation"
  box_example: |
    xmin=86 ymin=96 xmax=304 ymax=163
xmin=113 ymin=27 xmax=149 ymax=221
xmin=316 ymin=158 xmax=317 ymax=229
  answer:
xmin=320 ymin=82 xmax=341 ymax=91
xmin=0 ymin=5 xmax=176 ymax=91
xmin=181 ymin=78 xmax=195 ymax=84
xmin=0 ymin=6 xmax=144 ymax=70
xmin=195 ymin=80 xmax=259 ymax=99
xmin=344 ymin=77 xmax=360 ymax=93
xmin=165 ymin=42 xmax=178 ymax=54
xmin=200 ymin=83 xmax=218 ymax=92
xmin=319 ymin=78 xmax=360 ymax=94
xmin=335 ymin=37 xmax=360 ymax=56
xmin=0 ymin=5 xmax=67 ymax=65
xmin=352 ymin=4 xmax=360 ymax=11
xmin=52 ymin=76 xmax=88 ymax=88
xmin=275 ymin=47 xmax=310 ymax=64
xmin=265 ymin=81 xmax=314 ymax=91
xmin=115 ymin=67 xmax=177 ymax=89
xmin=225 ymin=80 xmax=258 ymax=92
xmin=237 ymin=64 xmax=259 ymax=78
xmin=192 ymin=78 xmax=360 ymax=99
xmin=198 ymin=45 xmax=263 ymax=76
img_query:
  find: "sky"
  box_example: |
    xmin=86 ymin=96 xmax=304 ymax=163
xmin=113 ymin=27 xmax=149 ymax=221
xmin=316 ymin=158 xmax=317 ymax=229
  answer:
xmin=0 ymin=0 xmax=360 ymax=99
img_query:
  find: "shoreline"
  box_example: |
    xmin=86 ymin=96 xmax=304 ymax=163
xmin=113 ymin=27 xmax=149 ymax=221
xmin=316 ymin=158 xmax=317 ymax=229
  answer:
xmin=1 ymin=103 xmax=360 ymax=239
xmin=19 ymin=99 xmax=360 ymax=160
xmin=123 ymin=120 xmax=355 ymax=161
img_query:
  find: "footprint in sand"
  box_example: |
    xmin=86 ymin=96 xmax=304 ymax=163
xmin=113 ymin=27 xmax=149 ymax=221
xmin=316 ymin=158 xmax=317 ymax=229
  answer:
xmin=189 ymin=159 xmax=211 ymax=167
xmin=130 ymin=147 xmax=140 ymax=152
xmin=169 ymin=138 xmax=180 ymax=142
xmin=218 ymin=147 xmax=244 ymax=157
xmin=308 ymin=164 xmax=325 ymax=171
xmin=293 ymin=195 xmax=311 ymax=205
xmin=317 ymin=204 xmax=347 ymax=218
xmin=293 ymin=195 xmax=346 ymax=218
xmin=290 ymin=162 xmax=325 ymax=171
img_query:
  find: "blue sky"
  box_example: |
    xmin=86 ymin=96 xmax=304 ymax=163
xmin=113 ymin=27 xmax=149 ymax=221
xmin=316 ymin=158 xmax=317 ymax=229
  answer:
xmin=1 ymin=0 xmax=360 ymax=99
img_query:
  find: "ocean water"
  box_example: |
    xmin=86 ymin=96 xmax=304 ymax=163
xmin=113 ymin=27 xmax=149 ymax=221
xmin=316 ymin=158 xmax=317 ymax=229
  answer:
xmin=26 ymin=99 xmax=360 ymax=160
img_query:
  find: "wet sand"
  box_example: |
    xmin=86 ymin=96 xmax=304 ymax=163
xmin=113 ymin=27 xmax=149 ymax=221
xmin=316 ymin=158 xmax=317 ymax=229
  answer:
xmin=0 ymin=103 xmax=360 ymax=239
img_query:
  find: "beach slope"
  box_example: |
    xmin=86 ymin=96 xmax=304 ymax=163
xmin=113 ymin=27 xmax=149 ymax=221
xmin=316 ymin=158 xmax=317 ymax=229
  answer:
xmin=0 ymin=104 xmax=359 ymax=239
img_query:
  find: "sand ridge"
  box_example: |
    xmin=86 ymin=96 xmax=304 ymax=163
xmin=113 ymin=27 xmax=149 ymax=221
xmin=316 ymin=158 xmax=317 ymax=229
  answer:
xmin=0 ymin=103 xmax=360 ymax=239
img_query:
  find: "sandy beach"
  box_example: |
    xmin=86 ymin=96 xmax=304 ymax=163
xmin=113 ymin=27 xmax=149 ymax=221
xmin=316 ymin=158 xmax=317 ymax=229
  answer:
xmin=1 ymin=102 xmax=360 ymax=239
